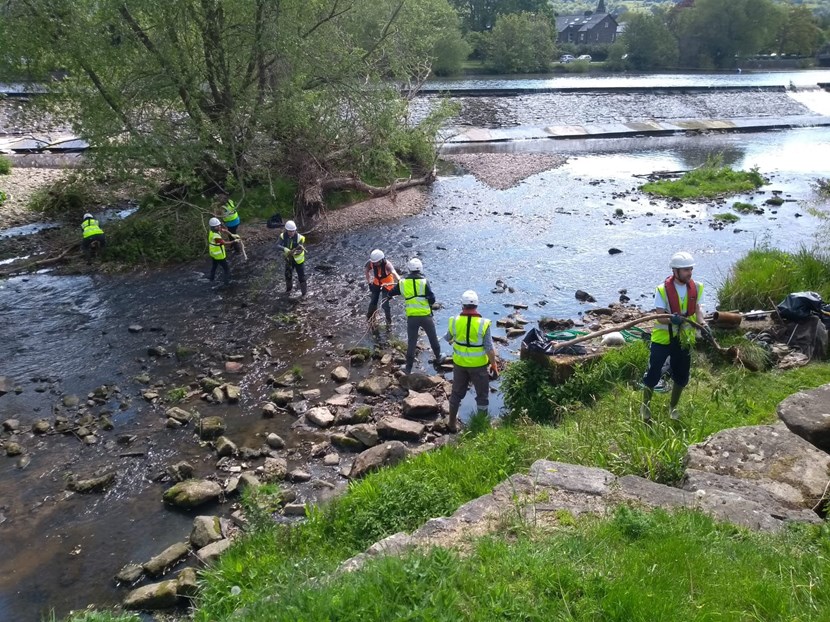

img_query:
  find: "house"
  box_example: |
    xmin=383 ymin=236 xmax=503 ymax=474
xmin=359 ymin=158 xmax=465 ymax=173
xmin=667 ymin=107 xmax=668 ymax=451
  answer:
xmin=555 ymin=0 xmax=618 ymax=46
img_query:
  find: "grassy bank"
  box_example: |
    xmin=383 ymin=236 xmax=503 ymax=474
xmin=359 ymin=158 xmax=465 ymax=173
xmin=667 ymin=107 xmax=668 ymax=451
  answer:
xmin=719 ymin=247 xmax=830 ymax=310
xmin=641 ymin=156 xmax=764 ymax=199
xmin=235 ymin=509 xmax=830 ymax=621
xmin=190 ymin=347 xmax=830 ymax=621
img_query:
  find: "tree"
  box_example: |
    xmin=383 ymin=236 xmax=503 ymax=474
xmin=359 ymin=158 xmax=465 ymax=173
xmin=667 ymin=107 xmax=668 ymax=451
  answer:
xmin=432 ymin=30 xmax=472 ymax=75
xmin=619 ymin=12 xmax=679 ymax=70
xmin=775 ymin=4 xmax=823 ymax=56
xmin=449 ymin=0 xmax=553 ymax=33
xmin=671 ymin=0 xmax=779 ymax=68
xmin=485 ymin=12 xmax=555 ymax=73
xmin=0 ymin=0 xmax=461 ymax=223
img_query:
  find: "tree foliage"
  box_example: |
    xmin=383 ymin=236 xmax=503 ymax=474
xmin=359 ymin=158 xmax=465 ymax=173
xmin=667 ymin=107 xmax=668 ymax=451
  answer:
xmin=448 ymin=0 xmax=553 ymax=32
xmin=484 ymin=12 xmax=556 ymax=73
xmin=619 ymin=11 xmax=678 ymax=69
xmin=0 ymin=0 xmax=461 ymax=220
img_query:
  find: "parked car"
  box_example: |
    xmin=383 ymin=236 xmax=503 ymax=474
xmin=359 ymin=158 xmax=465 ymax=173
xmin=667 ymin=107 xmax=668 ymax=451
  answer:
xmin=577 ymin=54 xmax=592 ymax=62
xmin=559 ymin=54 xmax=575 ymax=63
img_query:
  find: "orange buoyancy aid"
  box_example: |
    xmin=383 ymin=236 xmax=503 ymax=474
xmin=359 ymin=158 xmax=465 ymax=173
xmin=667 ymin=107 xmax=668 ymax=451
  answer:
xmin=372 ymin=261 xmax=396 ymax=290
xmin=664 ymin=276 xmax=698 ymax=317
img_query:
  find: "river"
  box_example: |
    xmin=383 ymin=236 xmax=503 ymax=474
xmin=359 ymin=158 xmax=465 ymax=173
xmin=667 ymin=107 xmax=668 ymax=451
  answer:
xmin=1 ymin=75 xmax=829 ymax=621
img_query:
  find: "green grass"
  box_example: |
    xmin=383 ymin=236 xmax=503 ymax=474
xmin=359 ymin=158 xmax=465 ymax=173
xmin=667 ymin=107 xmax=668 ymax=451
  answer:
xmin=733 ymin=201 xmax=761 ymax=214
xmin=641 ymin=156 xmax=765 ymax=199
xmin=714 ymin=212 xmax=740 ymax=223
xmin=233 ymin=509 xmax=830 ymax=621
xmin=0 ymin=155 xmax=11 ymax=175
xmin=193 ymin=353 xmax=830 ymax=621
xmin=719 ymin=248 xmax=830 ymax=310
xmin=48 ymin=611 xmax=140 ymax=622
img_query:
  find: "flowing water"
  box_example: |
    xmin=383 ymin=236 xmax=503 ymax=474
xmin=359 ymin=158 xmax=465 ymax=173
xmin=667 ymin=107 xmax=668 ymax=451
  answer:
xmin=2 ymin=78 xmax=830 ymax=620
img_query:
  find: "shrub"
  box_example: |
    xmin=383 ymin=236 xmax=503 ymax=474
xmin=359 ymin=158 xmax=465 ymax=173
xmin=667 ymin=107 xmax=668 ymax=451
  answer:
xmin=29 ymin=177 xmax=93 ymax=218
xmin=719 ymin=248 xmax=830 ymax=310
xmin=0 ymin=155 xmax=11 ymax=175
xmin=105 ymin=203 xmax=205 ymax=264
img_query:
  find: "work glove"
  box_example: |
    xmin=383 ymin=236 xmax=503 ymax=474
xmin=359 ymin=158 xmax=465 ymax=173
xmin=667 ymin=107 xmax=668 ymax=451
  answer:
xmin=670 ymin=313 xmax=685 ymax=326
xmin=488 ymin=362 xmax=500 ymax=381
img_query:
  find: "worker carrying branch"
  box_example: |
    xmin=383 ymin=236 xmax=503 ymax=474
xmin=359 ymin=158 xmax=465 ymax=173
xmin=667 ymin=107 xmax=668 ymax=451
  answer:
xmin=364 ymin=249 xmax=400 ymax=330
xmin=277 ymin=220 xmax=307 ymax=297
xmin=641 ymin=251 xmax=711 ymax=422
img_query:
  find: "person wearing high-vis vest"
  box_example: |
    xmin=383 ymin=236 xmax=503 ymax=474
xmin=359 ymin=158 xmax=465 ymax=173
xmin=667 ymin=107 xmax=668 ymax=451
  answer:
xmin=641 ymin=251 xmax=711 ymax=422
xmin=276 ymin=220 xmax=307 ymax=296
xmin=364 ymin=249 xmax=400 ymax=330
xmin=80 ymin=213 xmax=105 ymax=262
xmin=216 ymin=194 xmax=241 ymax=254
xmin=389 ymin=258 xmax=442 ymax=374
xmin=207 ymin=217 xmax=230 ymax=286
xmin=444 ymin=290 xmax=498 ymax=433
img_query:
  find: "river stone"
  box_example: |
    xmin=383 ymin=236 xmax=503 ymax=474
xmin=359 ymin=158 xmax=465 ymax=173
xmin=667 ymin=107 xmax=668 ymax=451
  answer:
xmin=211 ymin=387 xmax=225 ymax=402
xmin=166 ymin=407 xmax=194 ymax=424
xmin=62 ymin=394 xmax=80 ymax=408
xmin=684 ymin=423 xmax=830 ymax=510
xmin=262 ymin=402 xmax=279 ymax=418
xmin=349 ymin=424 xmax=379 ymax=448
xmin=350 ymin=441 xmax=409 ymax=479
xmin=31 ymin=419 xmax=50 ymax=434
xmin=5 ymin=442 xmax=23 ymax=457
xmin=224 ymin=361 xmax=244 ymax=373
xmin=128 ymin=324 xmax=143 ymax=333
xmin=196 ymin=538 xmax=232 ymax=565
xmin=68 ymin=472 xmax=116 ymax=493
xmin=402 ymin=391 xmax=440 ymax=418
xmin=238 ymin=472 xmax=261 ymax=492
xmin=190 ymin=516 xmax=224 ymax=549
xmin=116 ymin=563 xmax=144 ymax=584
xmin=331 ymin=366 xmax=351 ymax=383
xmin=323 ymin=453 xmax=340 ymax=466
xmin=0 ymin=376 xmax=12 ymax=396
xmin=147 ymin=345 xmax=168 ymax=357
xmin=377 ymin=417 xmax=424 ymax=441
xmin=335 ymin=383 xmax=355 ymax=395
xmin=306 ymin=407 xmax=335 ymax=428
xmin=270 ymin=390 xmax=293 ymax=406
xmin=301 ymin=388 xmax=321 ymax=402
xmin=123 ymin=580 xmax=179 ymax=610
xmin=176 ymin=567 xmax=199 ymax=598
xmin=266 ymin=433 xmax=285 ymax=449
xmin=288 ymin=468 xmax=312 ymax=482
xmin=167 ymin=461 xmax=194 ymax=482
xmin=224 ymin=385 xmax=241 ymax=403
xmin=2 ymin=419 xmax=19 ymax=433
xmin=261 ymin=457 xmax=288 ymax=482
xmin=574 ymin=290 xmax=596 ymax=303
xmin=199 ymin=416 xmax=226 ymax=440
xmin=777 ymin=384 xmax=830 ymax=453
xmin=351 ymin=405 xmax=373 ymax=423
xmin=357 ymin=376 xmax=392 ymax=397
xmin=215 ymin=436 xmax=238 ymax=457
xmin=326 ymin=394 xmax=354 ymax=408
xmin=143 ymin=542 xmax=190 ymax=577
xmin=289 ymin=400 xmax=309 ymax=416
xmin=330 ymin=433 xmax=364 ymax=452
xmin=163 ymin=479 xmax=222 ymax=509
xmin=84 ymin=434 xmax=98 ymax=446
xmin=273 ymin=371 xmax=299 ymax=387
xmin=200 ymin=377 xmax=223 ymax=392
xmin=400 ymin=373 xmax=441 ymax=392
xmin=616 ymin=475 xmax=694 ymax=510
xmin=143 ymin=391 xmax=160 ymax=401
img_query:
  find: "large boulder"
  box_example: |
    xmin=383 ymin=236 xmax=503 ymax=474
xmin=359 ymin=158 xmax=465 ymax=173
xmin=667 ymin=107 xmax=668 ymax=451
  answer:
xmin=350 ymin=441 xmax=409 ymax=479
xmin=377 ymin=417 xmax=425 ymax=442
xmin=166 ymin=407 xmax=194 ymax=424
xmin=261 ymin=457 xmax=288 ymax=482
xmin=306 ymin=407 xmax=335 ymax=428
xmin=330 ymin=433 xmax=364 ymax=452
xmin=777 ymin=384 xmax=830 ymax=453
xmin=399 ymin=373 xmax=441 ymax=393
xmin=215 ymin=436 xmax=238 ymax=457
xmin=684 ymin=423 xmax=830 ymax=510
xmin=143 ymin=542 xmax=190 ymax=577
xmin=331 ymin=366 xmax=351 ymax=383
xmin=176 ymin=567 xmax=199 ymax=598
xmin=190 ymin=516 xmax=224 ymax=549
xmin=357 ymin=376 xmax=392 ymax=397
xmin=198 ymin=416 xmax=226 ymax=440
xmin=123 ymin=580 xmax=179 ymax=610
xmin=163 ymin=480 xmax=222 ymax=509
xmin=402 ymin=391 xmax=440 ymax=419
xmin=196 ymin=538 xmax=232 ymax=564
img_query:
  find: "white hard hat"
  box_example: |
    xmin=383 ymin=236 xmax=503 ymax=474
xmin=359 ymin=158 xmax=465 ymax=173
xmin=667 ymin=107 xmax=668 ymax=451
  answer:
xmin=461 ymin=290 xmax=479 ymax=306
xmin=208 ymin=217 xmax=221 ymax=227
xmin=83 ymin=213 xmax=93 ymax=220
xmin=407 ymin=258 xmax=423 ymax=272
xmin=370 ymin=249 xmax=384 ymax=262
xmin=285 ymin=220 xmax=297 ymax=232
xmin=670 ymin=251 xmax=695 ymax=269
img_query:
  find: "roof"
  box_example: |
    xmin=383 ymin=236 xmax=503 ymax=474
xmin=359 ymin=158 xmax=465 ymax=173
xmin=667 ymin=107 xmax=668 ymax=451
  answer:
xmin=555 ymin=12 xmax=614 ymax=33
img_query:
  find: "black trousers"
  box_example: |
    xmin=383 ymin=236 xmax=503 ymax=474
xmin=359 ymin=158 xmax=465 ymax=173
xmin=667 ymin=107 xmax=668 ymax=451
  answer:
xmin=82 ymin=234 xmax=106 ymax=260
xmin=367 ymin=284 xmax=393 ymax=323
xmin=285 ymin=260 xmax=307 ymax=294
xmin=209 ymin=258 xmax=230 ymax=283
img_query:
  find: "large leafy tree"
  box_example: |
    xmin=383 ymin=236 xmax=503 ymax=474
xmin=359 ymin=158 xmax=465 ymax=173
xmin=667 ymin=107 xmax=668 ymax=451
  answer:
xmin=0 ymin=0 xmax=459 ymax=221
xmin=775 ymin=4 xmax=824 ymax=56
xmin=449 ymin=0 xmax=552 ymax=32
xmin=619 ymin=11 xmax=679 ymax=70
xmin=485 ymin=12 xmax=555 ymax=73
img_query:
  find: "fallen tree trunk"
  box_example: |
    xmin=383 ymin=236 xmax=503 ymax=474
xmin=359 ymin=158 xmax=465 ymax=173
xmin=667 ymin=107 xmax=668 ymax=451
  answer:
xmin=0 ymin=242 xmax=80 ymax=278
